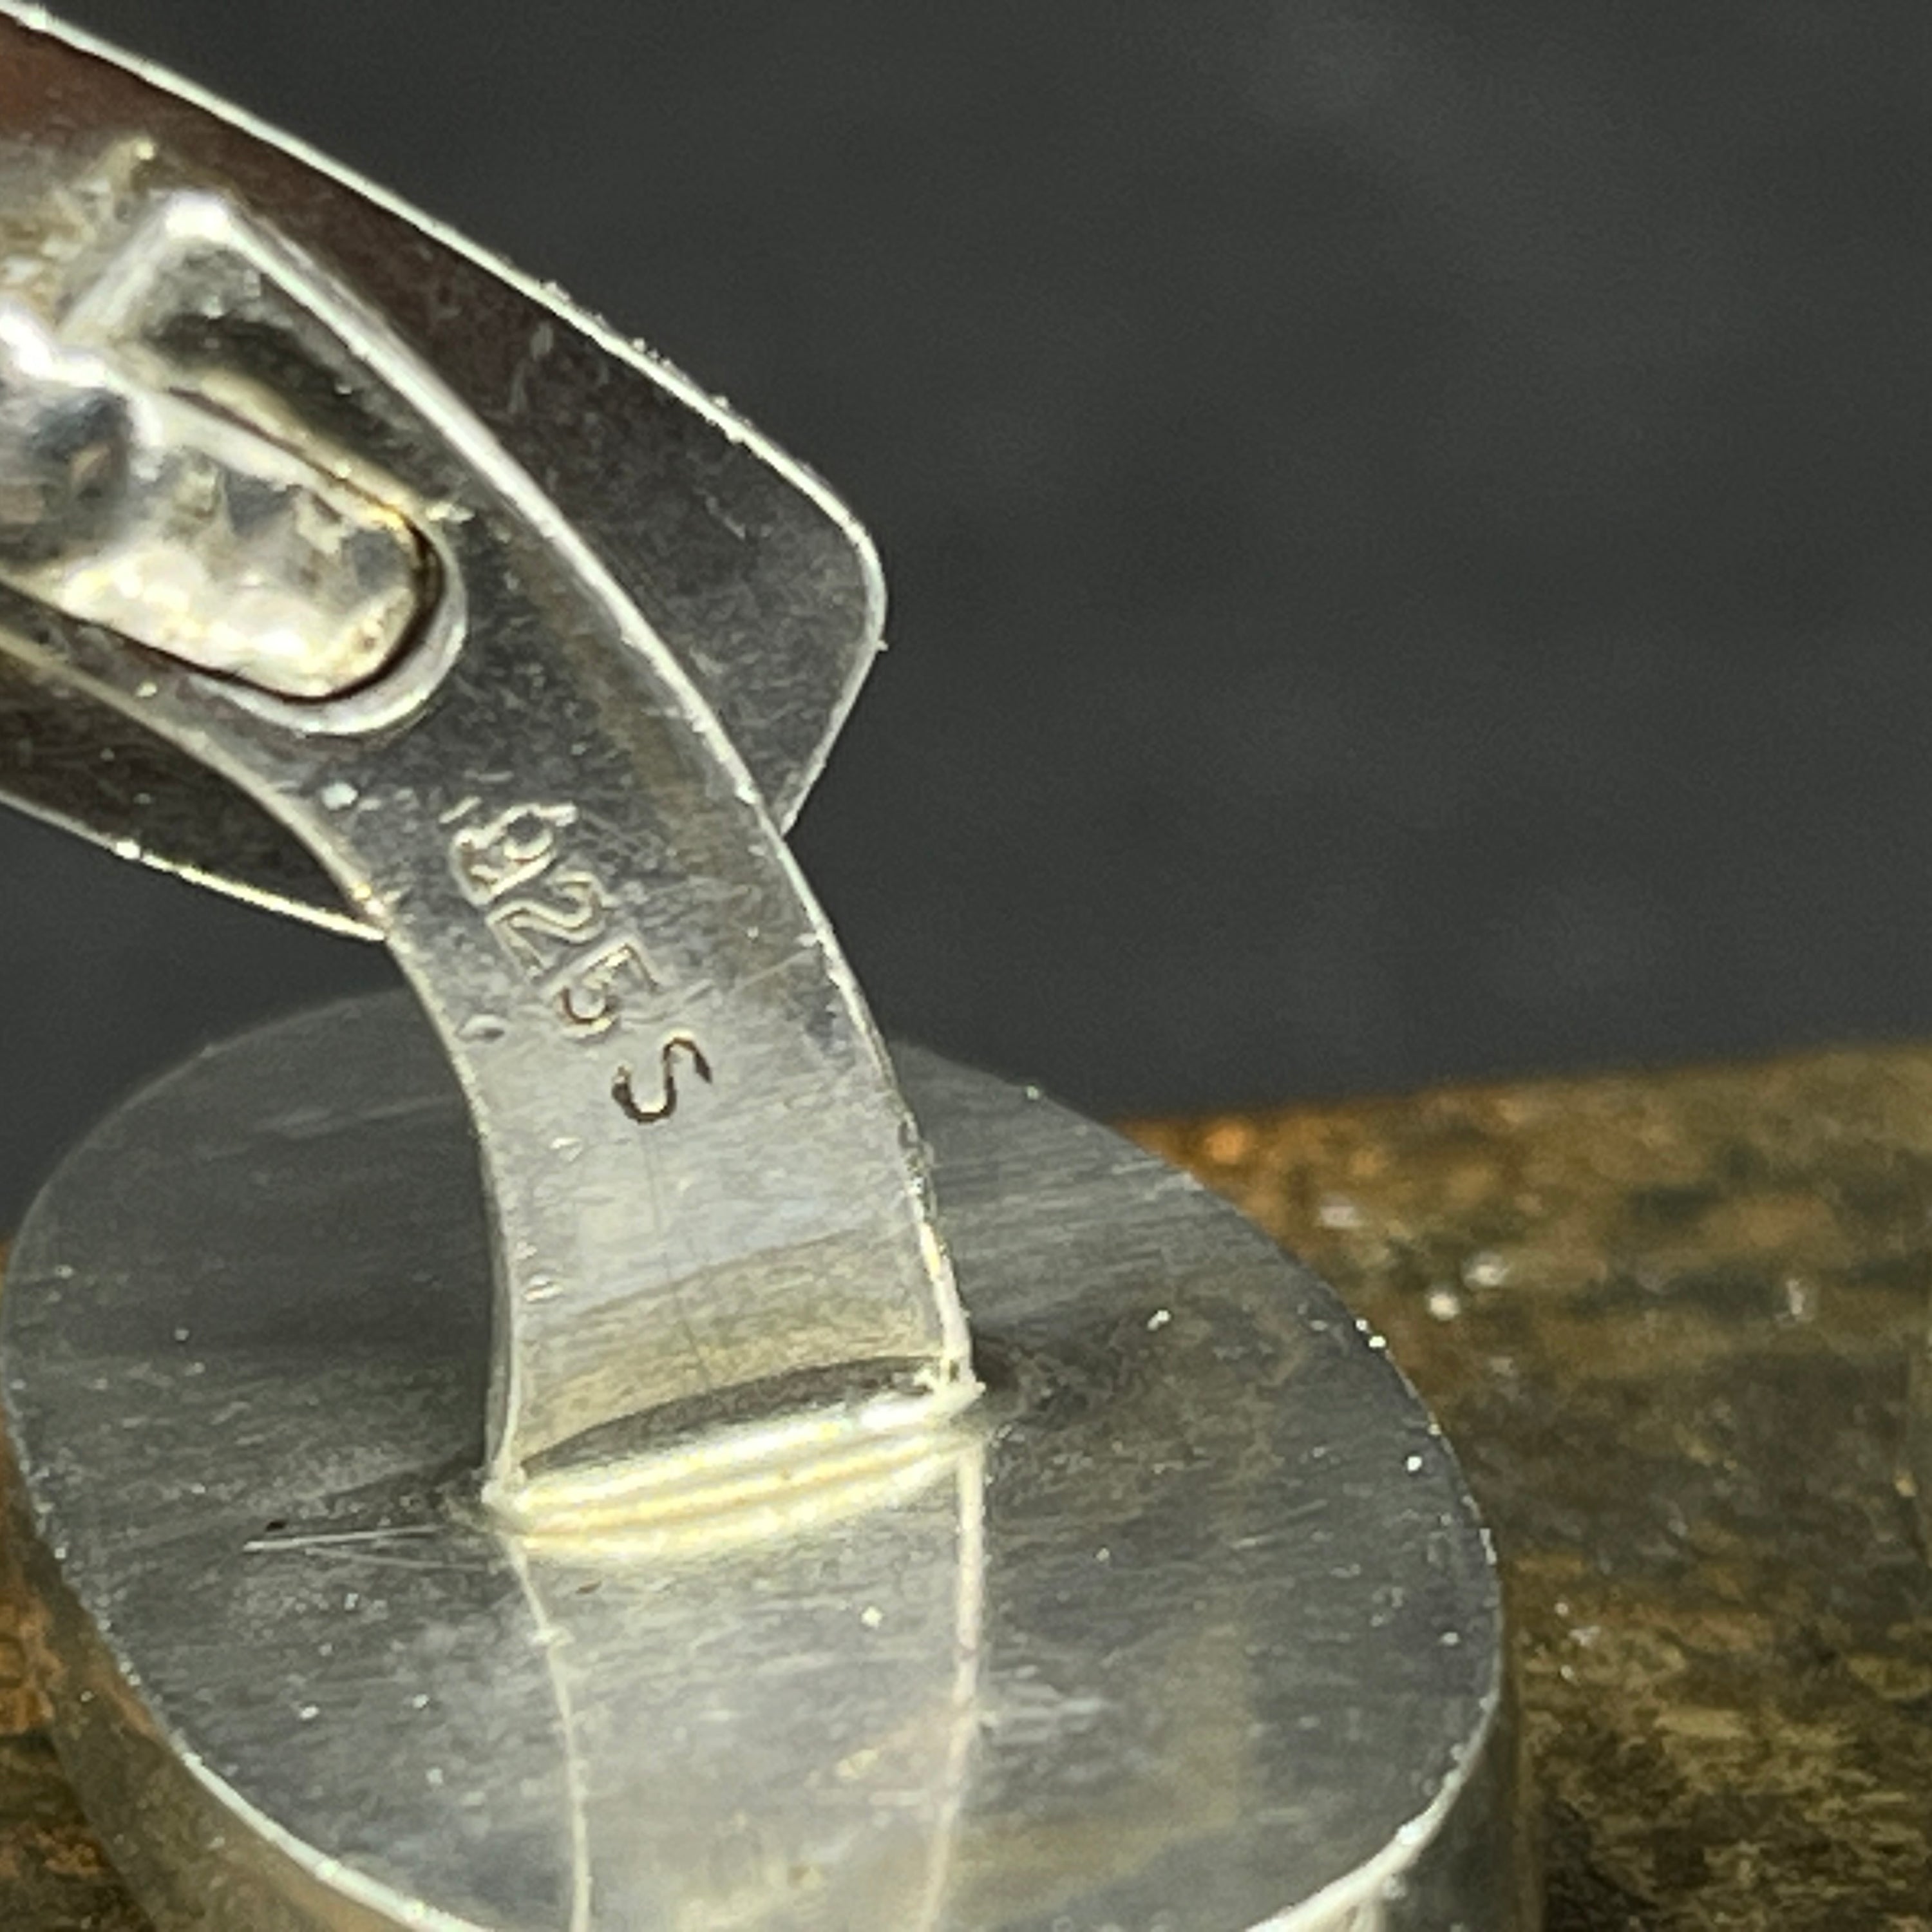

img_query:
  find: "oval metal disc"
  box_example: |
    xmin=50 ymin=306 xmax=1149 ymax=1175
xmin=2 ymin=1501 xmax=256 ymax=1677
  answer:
xmin=2 ymin=992 xmax=1526 ymax=1931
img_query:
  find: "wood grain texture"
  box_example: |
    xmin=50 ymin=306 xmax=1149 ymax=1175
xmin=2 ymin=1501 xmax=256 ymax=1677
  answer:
xmin=1135 ymin=1046 xmax=1932 ymax=1929
xmin=4 ymin=1043 xmax=1931 ymax=1927
xmin=0 ymin=1504 xmax=144 ymax=1929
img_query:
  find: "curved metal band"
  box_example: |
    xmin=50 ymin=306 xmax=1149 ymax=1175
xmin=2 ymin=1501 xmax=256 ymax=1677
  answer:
xmin=0 ymin=4 xmax=884 ymax=929
xmin=0 ymin=38 xmax=972 ymax=1513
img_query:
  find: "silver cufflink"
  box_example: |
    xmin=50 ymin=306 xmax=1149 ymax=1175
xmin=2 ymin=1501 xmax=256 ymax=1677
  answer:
xmin=0 ymin=12 xmax=1528 ymax=1927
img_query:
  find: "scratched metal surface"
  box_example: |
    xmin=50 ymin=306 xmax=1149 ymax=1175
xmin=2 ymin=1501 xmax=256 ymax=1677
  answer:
xmin=3 ymin=1041 xmax=1932 ymax=1926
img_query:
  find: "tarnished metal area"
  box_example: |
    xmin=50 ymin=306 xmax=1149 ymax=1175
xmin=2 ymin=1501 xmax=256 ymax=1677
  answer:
xmin=3 ymin=995 xmax=1517 ymax=1932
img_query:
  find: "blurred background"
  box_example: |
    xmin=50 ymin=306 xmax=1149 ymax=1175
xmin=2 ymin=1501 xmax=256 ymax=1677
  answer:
xmin=5 ymin=0 xmax=1932 ymax=1224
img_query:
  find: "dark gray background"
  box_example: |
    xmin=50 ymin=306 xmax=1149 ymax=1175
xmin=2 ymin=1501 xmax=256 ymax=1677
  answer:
xmin=5 ymin=1 xmax=1931 ymax=1225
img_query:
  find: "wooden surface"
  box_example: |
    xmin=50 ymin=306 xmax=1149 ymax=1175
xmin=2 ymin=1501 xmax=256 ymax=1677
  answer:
xmin=1134 ymin=1046 xmax=1932 ymax=1927
xmin=4 ymin=1044 xmax=1932 ymax=1927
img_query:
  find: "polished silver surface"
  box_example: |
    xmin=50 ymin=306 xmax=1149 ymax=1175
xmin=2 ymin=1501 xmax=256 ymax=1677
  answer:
xmin=6 ymin=992 xmax=1523 ymax=1931
xmin=0 ymin=10 xmax=971 ymax=1502
xmin=0 ymin=13 xmax=1528 ymax=1927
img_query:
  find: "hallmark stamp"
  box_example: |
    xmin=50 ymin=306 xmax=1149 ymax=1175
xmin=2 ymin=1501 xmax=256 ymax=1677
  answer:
xmin=448 ymin=800 xmax=664 ymax=1039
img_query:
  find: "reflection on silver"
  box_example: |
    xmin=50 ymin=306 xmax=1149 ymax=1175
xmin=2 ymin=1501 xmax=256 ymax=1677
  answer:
xmin=518 ymin=1439 xmax=984 ymax=1931
xmin=0 ymin=299 xmax=428 ymax=698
